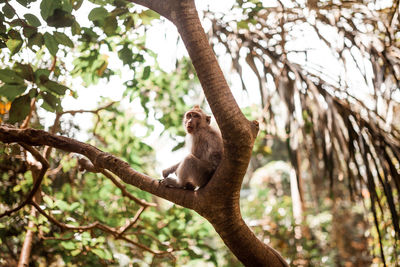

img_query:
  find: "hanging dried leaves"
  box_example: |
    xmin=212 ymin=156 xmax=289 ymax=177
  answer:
xmin=207 ymin=0 xmax=400 ymax=264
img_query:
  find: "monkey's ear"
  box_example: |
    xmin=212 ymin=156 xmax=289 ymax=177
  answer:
xmin=206 ymin=115 xmax=211 ymax=124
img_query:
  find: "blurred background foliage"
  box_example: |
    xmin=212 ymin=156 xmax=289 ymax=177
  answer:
xmin=0 ymin=0 xmax=399 ymax=266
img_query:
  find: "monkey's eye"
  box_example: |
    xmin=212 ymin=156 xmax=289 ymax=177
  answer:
xmin=193 ymin=114 xmax=200 ymax=118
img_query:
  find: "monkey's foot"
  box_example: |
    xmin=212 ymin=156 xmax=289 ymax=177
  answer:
xmin=159 ymin=177 xmax=179 ymax=188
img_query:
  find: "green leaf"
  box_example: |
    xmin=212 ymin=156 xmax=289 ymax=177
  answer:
xmin=8 ymin=94 xmax=31 ymax=123
xmin=0 ymin=69 xmax=25 ymax=84
xmin=8 ymin=29 xmax=21 ymax=40
xmin=27 ymin=32 xmax=43 ymax=50
xmin=0 ymin=84 xmax=26 ymax=100
xmin=24 ymin=13 xmax=41 ymax=27
xmin=103 ymin=16 xmax=117 ymax=35
xmin=72 ymin=0 xmax=84 ymax=10
xmin=6 ymin=39 xmax=23 ymax=55
xmin=53 ymin=31 xmax=74 ymax=47
xmin=70 ymin=249 xmax=81 ymax=256
xmin=47 ymin=9 xmax=75 ymax=28
xmin=16 ymin=0 xmax=28 ymax=6
xmin=55 ymin=199 xmax=69 ymax=211
xmin=43 ymin=195 xmax=54 ymax=208
xmin=43 ymin=32 xmax=58 ymax=56
xmin=40 ymin=0 xmax=59 ymax=20
xmin=16 ymin=0 xmax=36 ymax=7
xmin=3 ymin=4 xmax=15 ymax=19
xmin=0 ymin=22 xmax=6 ymax=34
xmin=142 ymin=66 xmax=151 ymax=80
xmin=172 ymin=141 xmax=184 ymax=152
xmin=13 ymin=63 xmax=34 ymax=81
xmin=23 ymin=26 xmax=38 ymax=38
xmin=91 ymin=248 xmax=108 ymax=259
xmin=42 ymin=80 xmax=68 ymax=95
xmin=118 ymin=45 xmax=133 ymax=66
xmin=88 ymin=7 xmax=108 ymax=21
xmin=69 ymin=202 xmax=80 ymax=211
xmin=61 ymin=241 xmax=76 ymax=250
xmin=42 ymin=91 xmax=61 ymax=112
xmin=71 ymin=21 xmax=81 ymax=35
xmin=35 ymin=69 xmax=50 ymax=83
xmin=139 ymin=10 xmax=160 ymax=25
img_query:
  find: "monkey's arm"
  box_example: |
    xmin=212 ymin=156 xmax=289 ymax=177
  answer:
xmin=162 ymin=163 xmax=180 ymax=178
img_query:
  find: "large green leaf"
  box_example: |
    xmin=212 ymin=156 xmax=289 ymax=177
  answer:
xmin=0 ymin=69 xmax=25 ymax=84
xmin=41 ymin=91 xmax=61 ymax=112
xmin=42 ymin=80 xmax=68 ymax=95
xmin=24 ymin=13 xmax=41 ymax=27
xmin=47 ymin=9 xmax=75 ymax=28
xmin=40 ymin=0 xmax=59 ymax=20
xmin=61 ymin=241 xmax=76 ymax=250
xmin=139 ymin=9 xmax=160 ymax=25
xmin=0 ymin=84 xmax=26 ymax=100
xmin=8 ymin=94 xmax=31 ymax=123
xmin=13 ymin=63 xmax=34 ymax=82
xmin=53 ymin=31 xmax=74 ymax=47
xmin=103 ymin=16 xmax=117 ymax=35
xmin=6 ymin=39 xmax=23 ymax=55
xmin=43 ymin=32 xmax=58 ymax=56
xmin=35 ymin=69 xmax=50 ymax=83
xmin=2 ymin=4 xmax=15 ymax=19
xmin=23 ymin=26 xmax=38 ymax=38
xmin=27 ymin=32 xmax=44 ymax=50
xmin=88 ymin=7 xmax=108 ymax=21
xmin=16 ymin=0 xmax=36 ymax=7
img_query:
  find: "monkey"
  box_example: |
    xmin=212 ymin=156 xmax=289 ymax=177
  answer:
xmin=160 ymin=105 xmax=223 ymax=190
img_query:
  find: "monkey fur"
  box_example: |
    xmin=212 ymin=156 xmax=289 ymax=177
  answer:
xmin=160 ymin=105 xmax=223 ymax=190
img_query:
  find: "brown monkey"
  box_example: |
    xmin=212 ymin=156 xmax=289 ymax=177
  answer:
xmin=161 ymin=105 xmax=223 ymax=190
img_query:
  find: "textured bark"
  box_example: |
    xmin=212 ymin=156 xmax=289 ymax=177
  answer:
xmin=0 ymin=0 xmax=289 ymax=265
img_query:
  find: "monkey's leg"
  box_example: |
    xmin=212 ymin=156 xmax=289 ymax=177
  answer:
xmin=162 ymin=163 xmax=180 ymax=178
xmin=177 ymin=154 xmax=214 ymax=189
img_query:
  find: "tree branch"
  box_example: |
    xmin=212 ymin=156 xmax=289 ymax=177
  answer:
xmin=0 ymin=125 xmax=197 ymax=211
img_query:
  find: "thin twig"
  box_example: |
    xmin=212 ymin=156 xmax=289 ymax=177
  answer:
xmin=31 ymin=201 xmax=170 ymax=255
xmin=78 ymin=158 xmax=157 ymax=207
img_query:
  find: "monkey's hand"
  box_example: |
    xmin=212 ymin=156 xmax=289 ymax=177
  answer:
xmin=162 ymin=163 xmax=179 ymax=178
xmin=162 ymin=169 xmax=171 ymax=178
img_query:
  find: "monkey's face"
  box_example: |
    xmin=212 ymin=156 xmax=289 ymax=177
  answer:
xmin=184 ymin=111 xmax=202 ymax=134
xmin=183 ymin=107 xmax=212 ymax=134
